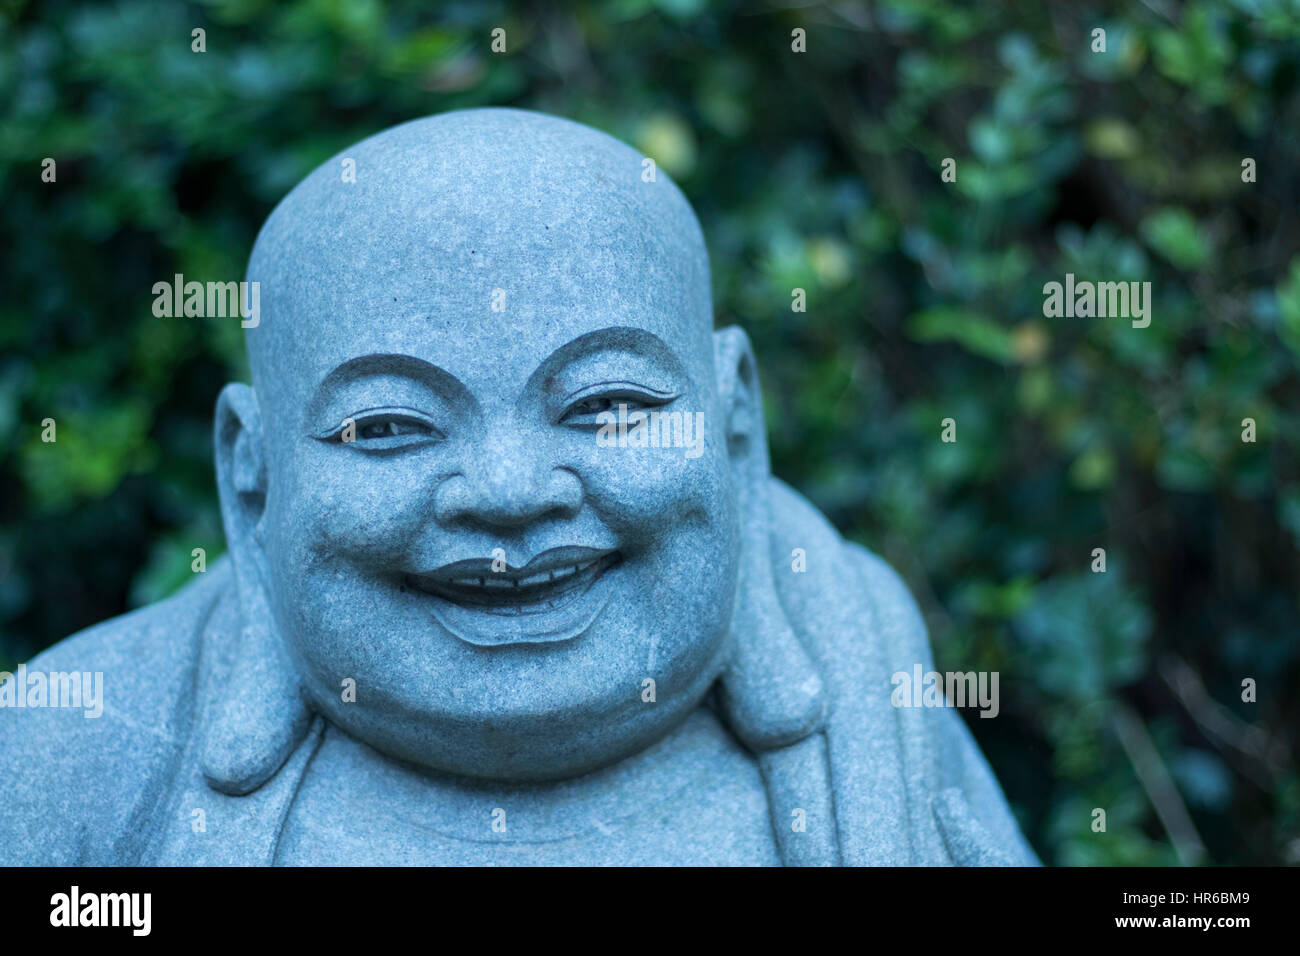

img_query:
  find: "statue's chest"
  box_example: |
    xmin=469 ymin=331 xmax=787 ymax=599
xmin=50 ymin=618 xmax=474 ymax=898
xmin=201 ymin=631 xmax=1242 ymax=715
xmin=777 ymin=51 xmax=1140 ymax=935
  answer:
xmin=274 ymin=711 xmax=780 ymax=866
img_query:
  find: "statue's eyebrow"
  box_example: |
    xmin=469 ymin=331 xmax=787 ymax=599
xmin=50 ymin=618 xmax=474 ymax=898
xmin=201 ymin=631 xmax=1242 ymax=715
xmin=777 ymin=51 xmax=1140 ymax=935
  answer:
xmin=308 ymin=353 xmax=474 ymax=419
xmin=526 ymin=326 xmax=688 ymax=398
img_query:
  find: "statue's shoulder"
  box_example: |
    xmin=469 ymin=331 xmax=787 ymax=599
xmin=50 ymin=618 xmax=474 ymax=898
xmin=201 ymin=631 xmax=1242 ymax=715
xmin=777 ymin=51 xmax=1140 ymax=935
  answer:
xmin=766 ymin=478 xmax=1038 ymax=865
xmin=0 ymin=562 xmax=235 ymax=864
xmin=764 ymin=475 xmax=939 ymax=713
xmin=765 ymin=476 xmax=924 ymax=648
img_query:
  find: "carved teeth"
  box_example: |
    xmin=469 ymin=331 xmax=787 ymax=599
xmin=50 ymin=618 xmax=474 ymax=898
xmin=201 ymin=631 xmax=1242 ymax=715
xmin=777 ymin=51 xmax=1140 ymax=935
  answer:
xmin=406 ymin=552 xmax=618 ymax=618
xmin=453 ymin=562 xmax=595 ymax=587
xmin=454 ymin=568 xmax=582 ymax=588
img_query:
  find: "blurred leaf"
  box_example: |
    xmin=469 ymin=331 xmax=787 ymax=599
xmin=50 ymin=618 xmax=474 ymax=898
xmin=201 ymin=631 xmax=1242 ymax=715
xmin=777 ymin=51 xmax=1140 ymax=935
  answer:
xmin=907 ymin=307 xmax=1015 ymax=363
xmin=1140 ymin=207 xmax=1211 ymax=270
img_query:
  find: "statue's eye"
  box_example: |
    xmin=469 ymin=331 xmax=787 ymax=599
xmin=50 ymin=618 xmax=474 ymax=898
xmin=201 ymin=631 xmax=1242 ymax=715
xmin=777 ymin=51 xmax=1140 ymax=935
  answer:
xmin=357 ymin=419 xmax=424 ymax=440
xmin=559 ymin=385 xmax=678 ymax=427
xmin=567 ymin=396 xmax=617 ymax=417
xmin=314 ymin=407 xmax=444 ymax=453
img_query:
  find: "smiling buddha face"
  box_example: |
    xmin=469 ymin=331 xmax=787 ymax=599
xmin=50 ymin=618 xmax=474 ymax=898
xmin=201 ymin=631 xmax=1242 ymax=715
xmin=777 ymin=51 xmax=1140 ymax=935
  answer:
xmin=228 ymin=109 xmax=752 ymax=781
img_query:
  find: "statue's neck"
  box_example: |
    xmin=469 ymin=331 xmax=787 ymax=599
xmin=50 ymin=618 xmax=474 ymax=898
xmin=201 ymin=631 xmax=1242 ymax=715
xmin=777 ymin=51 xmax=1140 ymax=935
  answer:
xmin=306 ymin=702 xmax=747 ymax=845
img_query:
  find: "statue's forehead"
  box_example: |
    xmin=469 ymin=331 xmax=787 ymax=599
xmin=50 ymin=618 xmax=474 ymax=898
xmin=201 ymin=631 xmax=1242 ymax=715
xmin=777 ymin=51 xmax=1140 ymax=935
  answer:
xmin=246 ymin=109 xmax=713 ymax=404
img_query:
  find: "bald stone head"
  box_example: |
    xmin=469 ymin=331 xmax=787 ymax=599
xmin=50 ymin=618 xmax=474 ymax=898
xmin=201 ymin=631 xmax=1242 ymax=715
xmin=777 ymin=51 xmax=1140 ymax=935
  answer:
xmin=245 ymin=108 xmax=714 ymax=418
xmin=218 ymin=108 xmax=768 ymax=781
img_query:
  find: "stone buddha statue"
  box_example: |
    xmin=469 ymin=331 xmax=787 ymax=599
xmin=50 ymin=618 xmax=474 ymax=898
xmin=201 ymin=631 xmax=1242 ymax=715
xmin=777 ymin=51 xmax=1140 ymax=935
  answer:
xmin=1 ymin=109 xmax=1036 ymax=866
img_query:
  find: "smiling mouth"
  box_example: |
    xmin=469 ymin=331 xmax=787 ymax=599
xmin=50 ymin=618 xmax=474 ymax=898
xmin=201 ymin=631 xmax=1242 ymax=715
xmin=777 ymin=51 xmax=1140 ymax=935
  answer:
xmin=406 ymin=547 xmax=619 ymax=613
xmin=404 ymin=546 xmax=620 ymax=646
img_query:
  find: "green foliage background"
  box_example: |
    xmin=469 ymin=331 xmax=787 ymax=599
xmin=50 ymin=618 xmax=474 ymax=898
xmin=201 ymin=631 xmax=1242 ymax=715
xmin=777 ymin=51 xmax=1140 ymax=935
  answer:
xmin=2 ymin=0 xmax=1298 ymax=864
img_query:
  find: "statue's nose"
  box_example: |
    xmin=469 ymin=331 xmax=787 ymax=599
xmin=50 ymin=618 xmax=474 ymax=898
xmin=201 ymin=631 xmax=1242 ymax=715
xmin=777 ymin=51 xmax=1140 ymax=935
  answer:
xmin=434 ymin=428 xmax=583 ymax=530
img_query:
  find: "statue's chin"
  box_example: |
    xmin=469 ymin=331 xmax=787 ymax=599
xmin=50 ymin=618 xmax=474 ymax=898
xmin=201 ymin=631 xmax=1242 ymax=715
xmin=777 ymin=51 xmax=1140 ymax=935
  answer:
xmin=306 ymin=657 xmax=727 ymax=784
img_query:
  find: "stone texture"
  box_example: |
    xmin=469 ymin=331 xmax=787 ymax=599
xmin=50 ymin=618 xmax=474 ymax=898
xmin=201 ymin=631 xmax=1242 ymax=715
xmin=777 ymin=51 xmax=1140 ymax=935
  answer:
xmin=0 ymin=109 xmax=1037 ymax=866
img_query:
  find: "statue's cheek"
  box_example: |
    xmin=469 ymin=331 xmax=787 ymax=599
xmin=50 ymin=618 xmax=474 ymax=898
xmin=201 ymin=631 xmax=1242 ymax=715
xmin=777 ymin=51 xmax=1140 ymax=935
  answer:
xmin=279 ymin=450 xmax=440 ymax=563
xmin=577 ymin=448 xmax=723 ymax=529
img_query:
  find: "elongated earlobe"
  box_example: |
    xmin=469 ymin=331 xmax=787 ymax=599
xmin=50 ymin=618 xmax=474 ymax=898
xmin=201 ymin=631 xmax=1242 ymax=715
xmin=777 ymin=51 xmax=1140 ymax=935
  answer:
xmin=204 ymin=383 xmax=311 ymax=795
xmin=722 ymin=560 xmax=840 ymax=865
xmin=712 ymin=326 xmax=826 ymax=745
xmin=711 ymin=327 xmax=838 ymax=864
xmin=719 ymin=482 xmax=838 ymax=865
xmin=719 ymin=532 xmax=826 ymax=752
xmin=202 ymin=621 xmax=313 ymax=795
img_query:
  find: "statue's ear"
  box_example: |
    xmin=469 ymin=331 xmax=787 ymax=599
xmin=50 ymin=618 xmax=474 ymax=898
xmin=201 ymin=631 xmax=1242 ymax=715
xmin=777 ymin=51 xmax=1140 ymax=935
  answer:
xmin=206 ymin=383 xmax=311 ymax=796
xmin=713 ymin=325 xmax=764 ymax=480
xmin=712 ymin=328 xmax=838 ymax=865
xmin=215 ymin=383 xmax=268 ymax=577
xmin=712 ymin=327 xmax=825 ymax=747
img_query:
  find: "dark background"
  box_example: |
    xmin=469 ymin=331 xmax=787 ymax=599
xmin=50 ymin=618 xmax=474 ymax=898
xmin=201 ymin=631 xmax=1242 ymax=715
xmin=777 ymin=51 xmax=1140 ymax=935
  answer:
xmin=2 ymin=0 xmax=1297 ymax=865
